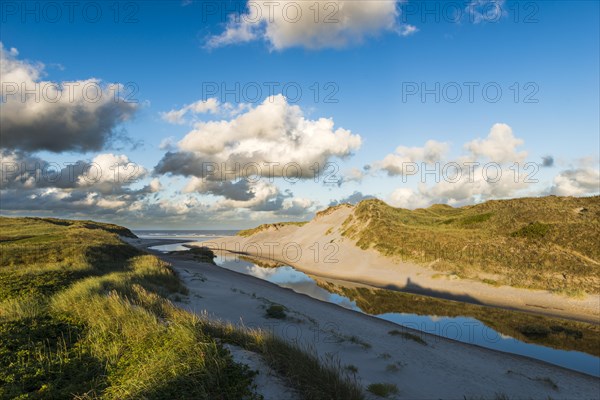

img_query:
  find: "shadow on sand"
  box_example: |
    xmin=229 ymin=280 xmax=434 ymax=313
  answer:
xmin=383 ymin=278 xmax=484 ymax=305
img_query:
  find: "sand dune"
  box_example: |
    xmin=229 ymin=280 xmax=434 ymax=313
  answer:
xmin=196 ymin=204 xmax=600 ymax=323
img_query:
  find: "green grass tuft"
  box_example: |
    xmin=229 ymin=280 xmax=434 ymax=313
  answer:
xmin=388 ymin=329 xmax=427 ymax=345
xmin=511 ymin=221 xmax=550 ymax=239
xmin=265 ymin=304 xmax=287 ymax=319
xmin=238 ymin=221 xmax=308 ymax=237
xmin=367 ymin=382 xmax=399 ymax=397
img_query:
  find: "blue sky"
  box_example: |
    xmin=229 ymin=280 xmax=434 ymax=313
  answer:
xmin=1 ymin=0 xmax=598 ymax=228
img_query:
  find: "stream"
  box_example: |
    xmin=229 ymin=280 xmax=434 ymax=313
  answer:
xmin=149 ymin=241 xmax=600 ymax=377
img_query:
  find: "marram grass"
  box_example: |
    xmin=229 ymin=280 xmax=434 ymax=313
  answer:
xmin=0 ymin=216 xmax=363 ymax=400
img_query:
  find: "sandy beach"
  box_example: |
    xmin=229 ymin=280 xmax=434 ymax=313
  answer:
xmin=127 ymin=237 xmax=600 ymax=399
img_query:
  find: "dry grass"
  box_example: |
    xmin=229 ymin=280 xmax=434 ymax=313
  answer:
xmin=0 ymin=216 xmax=364 ymax=400
xmin=238 ymin=221 xmax=308 ymax=237
xmin=367 ymin=382 xmax=399 ymax=397
xmin=341 ymin=196 xmax=600 ymax=294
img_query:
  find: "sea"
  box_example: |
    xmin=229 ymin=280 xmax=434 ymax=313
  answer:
xmin=133 ymin=230 xmax=239 ymax=240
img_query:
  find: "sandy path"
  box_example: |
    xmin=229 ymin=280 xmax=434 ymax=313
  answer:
xmin=131 ymin=239 xmax=599 ymax=400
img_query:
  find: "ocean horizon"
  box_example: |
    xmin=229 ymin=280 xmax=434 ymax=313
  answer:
xmin=134 ymin=229 xmax=239 ymax=239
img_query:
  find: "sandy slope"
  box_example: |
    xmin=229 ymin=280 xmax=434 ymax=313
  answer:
xmin=194 ymin=206 xmax=599 ymax=324
xmin=130 ymin=239 xmax=600 ymax=400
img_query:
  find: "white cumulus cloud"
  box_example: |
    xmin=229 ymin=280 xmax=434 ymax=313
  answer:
xmin=206 ymin=0 xmax=415 ymax=50
xmin=160 ymin=98 xmax=221 ymax=124
xmin=379 ymin=124 xmax=533 ymax=208
xmin=377 ymin=139 xmax=449 ymax=175
xmin=550 ymin=158 xmax=600 ymax=196
xmin=464 ymin=123 xmax=527 ymax=163
xmin=155 ymin=94 xmax=362 ymax=180
xmin=0 ymin=43 xmax=138 ymax=153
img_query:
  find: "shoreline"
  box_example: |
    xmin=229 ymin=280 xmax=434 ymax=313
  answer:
xmin=189 ymin=205 xmax=599 ymax=326
xmin=132 ymin=235 xmax=599 ymax=324
xmin=132 ymin=239 xmax=600 ymax=398
xmin=212 ymin=248 xmax=600 ymax=326
xmin=198 ymin=240 xmax=600 ymax=325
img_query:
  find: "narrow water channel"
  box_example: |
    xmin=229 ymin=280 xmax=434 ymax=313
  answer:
xmin=150 ymin=242 xmax=600 ymax=377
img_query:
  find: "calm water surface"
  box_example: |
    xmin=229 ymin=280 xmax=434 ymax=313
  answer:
xmin=149 ymin=242 xmax=600 ymax=377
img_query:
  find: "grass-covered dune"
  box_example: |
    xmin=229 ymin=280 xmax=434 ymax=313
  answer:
xmin=238 ymin=221 xmax=309 ymax=237
xmin=342 ymin=195 xmax=600 ymax=294
xmin=0 ymin=217 xmax=362 ymax=399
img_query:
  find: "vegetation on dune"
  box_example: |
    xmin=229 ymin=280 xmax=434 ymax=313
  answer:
xmin=202 ymin=322 xmax=364 ymax=400
xmin=342 ymin=196 xmax=600 ymax=294
xmin=388 ymin=329 xmax=427 ymax=346
xmin=170 ymin=246 xmax=217 ymax=265
xmin=315 ymin=203 xmax=353 ymax=218
xmin=317 ymin=281 xmax=600 ymax=357
xmin=0 ymin=217 xmax=256 ymax=399
xmin=366 ymin=383 xmax=399 ymax=398
xmin=0 ymin=216 xmax=364 ymax=400
xmin=0 ymin=216 xmax=137 ymax=241
xmin=265 ymin=304 xmax=287 ymax=319
xmin=238 ymin=221 xmax=308 ymax=237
